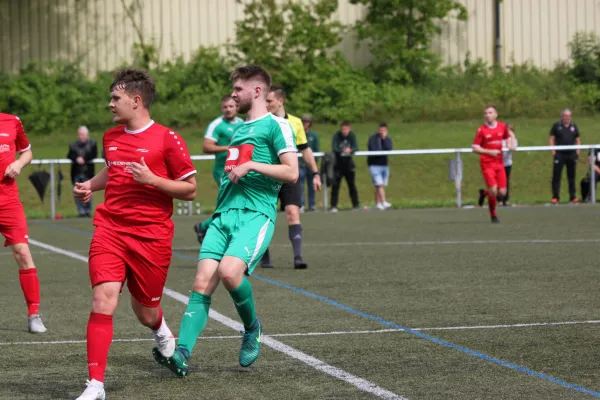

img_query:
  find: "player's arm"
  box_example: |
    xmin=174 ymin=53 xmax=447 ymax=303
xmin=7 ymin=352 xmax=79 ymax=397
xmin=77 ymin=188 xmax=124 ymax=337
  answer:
xmin=472 ymin=145 xmax=500 ymax=156
xmin=507 ymin=129 xmax=517 ymax=151
xmin=203 ymin=138 xmax=229 ymax=154
xmin=230 ymin=152 xmax=298 ymax=185
xmin=131 ymin=157 xmax=197 ymax=201
xmin=73 ymin=167 xmax=108 ymax=203
xmin=299 ymin=147 xmax=322 ymax=191
xmin=5 ymin=148 xmax=32 ymax=178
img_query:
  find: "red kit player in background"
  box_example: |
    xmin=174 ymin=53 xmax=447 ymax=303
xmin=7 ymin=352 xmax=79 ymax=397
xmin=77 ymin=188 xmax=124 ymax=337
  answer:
xmin=472 ymin=105 xmax=516 ymax=223
xmin=73 ymin=69 xmax=197 ymax=400
xmin=0 ymin=113 xmax=47 ymax=334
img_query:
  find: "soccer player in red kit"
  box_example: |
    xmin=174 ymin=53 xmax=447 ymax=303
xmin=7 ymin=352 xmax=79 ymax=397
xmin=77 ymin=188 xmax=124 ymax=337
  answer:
xmin=0 ymin=113 xmax=47 ymax=334
xmin=472 ymin=105 xmax=516 ymax=223
xmin=73 ymin=69 xmax=197 ymax=400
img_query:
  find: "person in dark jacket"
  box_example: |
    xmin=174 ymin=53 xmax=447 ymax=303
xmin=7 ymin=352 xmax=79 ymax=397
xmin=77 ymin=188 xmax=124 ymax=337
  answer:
xmin=549 ymin=108 xmax=581 ymax=204
xmin=330 ymin=121 xmax=359 ymax=211
xmin=367 ymin=122 xmax=393 ymax=210
xmin=67 ymin=126 xmax=97 ymax=216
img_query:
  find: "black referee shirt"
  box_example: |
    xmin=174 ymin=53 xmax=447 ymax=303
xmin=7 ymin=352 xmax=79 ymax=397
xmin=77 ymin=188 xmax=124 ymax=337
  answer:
xmin=550 ymin=121 xmax=580 ymax=158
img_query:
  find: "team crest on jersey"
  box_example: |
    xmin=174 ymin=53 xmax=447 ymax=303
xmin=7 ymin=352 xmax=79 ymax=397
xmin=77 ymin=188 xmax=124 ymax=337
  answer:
xmin=224 ymin=144 xmax=254 ymax=172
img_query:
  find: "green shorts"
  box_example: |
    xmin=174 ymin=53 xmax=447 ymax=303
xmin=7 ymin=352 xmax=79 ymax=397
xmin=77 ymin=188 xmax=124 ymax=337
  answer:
xmin=199 ymin=209 xmax=274 ymax=275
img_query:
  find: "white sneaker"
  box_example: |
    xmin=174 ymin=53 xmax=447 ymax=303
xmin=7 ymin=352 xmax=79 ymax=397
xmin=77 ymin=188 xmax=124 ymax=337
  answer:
xmin=152 ymin=318 xmax=175 ymax=358
xmin=375 ymin=203 xmax=385 ymax=210
xmin=299 ymin=206 xmax=305 ymax=213
xmin=329 ymin=207 xmax=339 ymax=213
xmin=76 ymin=379 xmax=105 ymax=400
xmin=28 ymin=314 xmax=47 ymax=333
xmin=382 ymin=201 xmax=392 ymax=209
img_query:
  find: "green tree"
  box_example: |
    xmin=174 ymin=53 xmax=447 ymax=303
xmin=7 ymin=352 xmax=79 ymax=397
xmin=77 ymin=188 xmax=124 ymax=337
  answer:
xmin=232 ymin=0 xmax=345 ymax=83
xmin=350 ymin=0 xmax=467 ymax=83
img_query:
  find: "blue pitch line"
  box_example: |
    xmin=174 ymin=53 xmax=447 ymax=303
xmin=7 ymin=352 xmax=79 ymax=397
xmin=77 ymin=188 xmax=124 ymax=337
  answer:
xmin=36 ymin=220 xmax=600 ymax=398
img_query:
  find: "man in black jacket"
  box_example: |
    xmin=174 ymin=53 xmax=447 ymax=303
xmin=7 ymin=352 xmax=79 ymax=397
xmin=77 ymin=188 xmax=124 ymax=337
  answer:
xmin=367 ymin=122 xmax=393 ymax=210
xmin=67 ymin=126 xmax=97 ymax=216
xmin=549 ymin=109 xmax=581 ymax=204
xmin=330 ymin=121 xmax=359 ymax=211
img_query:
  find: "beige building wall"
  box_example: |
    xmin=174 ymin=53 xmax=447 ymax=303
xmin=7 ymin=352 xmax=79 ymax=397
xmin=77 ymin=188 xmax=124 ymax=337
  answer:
xmin=1 ymin=0 xmax=599 ymax=74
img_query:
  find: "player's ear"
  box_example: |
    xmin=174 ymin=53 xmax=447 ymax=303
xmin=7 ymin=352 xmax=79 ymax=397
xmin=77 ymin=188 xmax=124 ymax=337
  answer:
xmin=132 ymin=94 xmax=142 ymax=109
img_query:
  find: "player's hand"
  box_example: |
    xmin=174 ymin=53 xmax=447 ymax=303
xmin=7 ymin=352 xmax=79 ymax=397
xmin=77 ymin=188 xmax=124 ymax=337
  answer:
xmin=343 ymin=147 xmax=352 ymax=153
xmin=229 ymin=162 xmax=252 ymax=184
xmin=76 ymin=156 xmax=85 ymax=165
xmin=488 ymin=150 xmax=501 ymax=156
xmin=131 ymin=157 xmax=155 ymax=186
xmin=73 ymin=182 xmax=92 ymax=203
xmin=312 ymin=173 xmax=322 ymax=191
xmin=4 ymin=161 xmax=22 ymax=179
xmin=552 ymin=150 xmax=556 ymax=157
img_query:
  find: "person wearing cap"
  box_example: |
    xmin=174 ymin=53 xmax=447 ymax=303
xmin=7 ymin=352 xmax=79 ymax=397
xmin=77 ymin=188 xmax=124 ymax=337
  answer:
xmin=299 ymin=114 xmax=320 ymax=211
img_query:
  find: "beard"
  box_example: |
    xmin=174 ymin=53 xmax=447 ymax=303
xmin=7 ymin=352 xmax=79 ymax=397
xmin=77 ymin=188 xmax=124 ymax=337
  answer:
xmin=236 ymin=96 xmax=252 ymax=114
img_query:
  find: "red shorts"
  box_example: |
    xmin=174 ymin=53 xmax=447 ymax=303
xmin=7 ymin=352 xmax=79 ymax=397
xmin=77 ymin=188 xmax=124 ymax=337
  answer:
xmin=89 ymin=226 xmax=173 ymax=307
xmin=0 ymin=201 xmax=29 ymax=247
xmin=481 ymin=163 xmax=507 ymax=189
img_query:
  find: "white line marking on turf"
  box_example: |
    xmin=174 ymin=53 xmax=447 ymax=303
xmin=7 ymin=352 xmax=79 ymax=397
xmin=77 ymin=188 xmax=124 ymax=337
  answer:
xmin=7 ymin=320 xmax=600 ymax=347
xmin=28 ymin=238 xmax=406 ymax=400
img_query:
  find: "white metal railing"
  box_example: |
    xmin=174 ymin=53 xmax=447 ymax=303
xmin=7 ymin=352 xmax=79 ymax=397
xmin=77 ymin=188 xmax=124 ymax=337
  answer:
xmin=30 ymin=145 xmax=600 ymax=219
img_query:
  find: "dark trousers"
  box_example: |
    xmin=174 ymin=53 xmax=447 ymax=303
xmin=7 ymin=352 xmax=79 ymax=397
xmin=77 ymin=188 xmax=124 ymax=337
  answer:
xmin=552 ymin=156 xmax=577 ymax=200
xmin=331 ymin=164 xmax=359 ymax=208
xmin=499 ymin=165 xmax=512 ymax=204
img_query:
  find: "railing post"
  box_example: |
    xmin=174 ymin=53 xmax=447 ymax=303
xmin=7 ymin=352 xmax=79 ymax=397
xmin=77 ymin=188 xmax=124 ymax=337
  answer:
xmin=455 ymin=151 xmax=463 ymax=207
xmin=50 ymin=162 xmax=56 ymax=220
xmin=591 ymin=146 xmax=596 ymax=204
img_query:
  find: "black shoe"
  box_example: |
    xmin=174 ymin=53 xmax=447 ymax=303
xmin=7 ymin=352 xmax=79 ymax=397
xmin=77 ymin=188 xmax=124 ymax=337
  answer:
xmin=260 ymin=261 xmax=274 ymax=268
xmin=294 ymin=256 xmax=307 ymax=270
xmin=478 ymin=189 xmax=486 ymax=207
xmin=193 ymin=223 xmax=206 ymax=244
xmin=491 ymin=216 xmax=500 ymax=223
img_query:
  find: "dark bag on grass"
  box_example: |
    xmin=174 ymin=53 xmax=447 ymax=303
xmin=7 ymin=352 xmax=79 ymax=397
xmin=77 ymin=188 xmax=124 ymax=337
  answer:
xmin=581 ymin=176 xmax=591 ymax=202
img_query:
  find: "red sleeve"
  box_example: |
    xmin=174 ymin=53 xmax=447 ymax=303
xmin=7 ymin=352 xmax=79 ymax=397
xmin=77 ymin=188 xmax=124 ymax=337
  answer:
xmin=164 ymin=130 xmax=197 ymax=181
xmin=15 ymin=117 xmax=31 ymax=152
xmin=472 ymin=128 xmax=483 ymax=147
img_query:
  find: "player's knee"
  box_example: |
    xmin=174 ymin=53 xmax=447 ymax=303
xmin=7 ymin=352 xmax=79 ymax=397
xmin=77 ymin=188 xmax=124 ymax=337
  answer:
xmin=134 ymin=308 xmax=158 ymax=327
xmin=12 ymin=244 xmax=33 ymax=269
xmin=285 ymin=206 xmax=300 ymax=225
xmin=91 ymin=284 xmax=119 ymax=314
xmin=192 ymin=273 xmax=213 ymax=293
xmin=217 ymin=265 xmax=242 ymax=289
xmin=499 ymin=188 xmax=507 ymax=197
xmin=489 ymin=188 xmax=498 ymax=197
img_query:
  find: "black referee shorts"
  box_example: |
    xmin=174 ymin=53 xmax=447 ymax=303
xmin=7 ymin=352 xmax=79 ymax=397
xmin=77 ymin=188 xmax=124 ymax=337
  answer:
xmin=279 ymin=182 xmax=302 ymax=209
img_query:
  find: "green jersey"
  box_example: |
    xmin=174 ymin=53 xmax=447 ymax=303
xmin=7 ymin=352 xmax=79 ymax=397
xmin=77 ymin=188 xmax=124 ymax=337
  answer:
xmin=204 ymin=116 xmax=244 ymax=181
xmin=214 ymin=113 xmax=297 ymax=221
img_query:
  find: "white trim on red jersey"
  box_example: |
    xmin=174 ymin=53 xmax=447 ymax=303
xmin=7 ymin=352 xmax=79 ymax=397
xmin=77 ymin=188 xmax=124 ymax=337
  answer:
xmin=125 ymin=120 xmax=155 ymax=134
xmin=18 ymin=144 xmax=31 ymax=153
xmin=176 ymin=170 xmax=197 ymax=181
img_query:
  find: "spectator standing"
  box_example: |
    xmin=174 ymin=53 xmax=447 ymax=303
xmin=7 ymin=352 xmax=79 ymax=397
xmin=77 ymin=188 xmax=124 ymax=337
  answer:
xmin=549 ymin=109 xmax=581 ymax=204
xmin=330 ymin=121 xmax=359 ymax=212
xmin=499 ymin=123 xmax=518 ymax=206
xmin=581 ymin=148 xmax=600 ymax=202
xmin=299 ymin=114 xmax=320 ymax=211
xmin=67 ymin=126 xmax=97 ymax=217
xmin=367 ymin=122 xmax=392 ymax=210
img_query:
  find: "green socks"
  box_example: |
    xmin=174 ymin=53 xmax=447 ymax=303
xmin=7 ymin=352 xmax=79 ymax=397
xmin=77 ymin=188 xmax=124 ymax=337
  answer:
xmin=228 ymin=277 xmax=257 ymax=330
xmin=177 ymin=291 xmax=211 ymax=355
xmin=200 ymin=216 xmax=213 ymax=232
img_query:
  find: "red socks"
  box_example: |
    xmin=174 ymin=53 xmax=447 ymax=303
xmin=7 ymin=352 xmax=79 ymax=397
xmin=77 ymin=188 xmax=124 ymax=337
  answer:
xmin=19 ymin=268 xmax=40 ymax=316
xmin=488 ymin=196 xmax=497 ymax=217
xmin=483 ymin=189 xmax=489 ymax=197
xmin=150 ymin=307 xmax=163 ymax=331
xmin=87 ymin=312 xmax=113 ymax=383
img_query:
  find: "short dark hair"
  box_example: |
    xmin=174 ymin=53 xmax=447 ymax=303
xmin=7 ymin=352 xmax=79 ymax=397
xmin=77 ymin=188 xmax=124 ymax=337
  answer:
xmin=230 ymin=65 xmax=272 ymax=89
xmin=221 ymin=95 xmax=234 ymax=103
xmin=341 ymin=120 xmax=351 ymax=127
xmin=485 ymin=104 xmax=497 ymax=112
xmin=379 ymin=122 xmax=387 ymax=128
xmin=269 ymin=85 xmax=286 ymax=100
xmin=110 ymin=68 xmax=156 ymax=109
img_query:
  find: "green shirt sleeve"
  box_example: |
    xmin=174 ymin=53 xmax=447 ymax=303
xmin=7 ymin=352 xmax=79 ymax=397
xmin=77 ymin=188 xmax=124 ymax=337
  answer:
xmin=271 ymin=119 xmax=297 ymax=156
xmin=313 ymin=133 xmax=320 ymax=153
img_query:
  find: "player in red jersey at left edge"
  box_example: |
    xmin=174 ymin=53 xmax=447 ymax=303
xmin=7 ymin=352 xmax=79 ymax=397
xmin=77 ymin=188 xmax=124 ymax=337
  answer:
xmin=0 ymin=113 xmax=47 ymax=334
xmin=73 ymin=69 xmax=197 ymax=400
xmin=472 ymin=105 xmax=516 ymax=223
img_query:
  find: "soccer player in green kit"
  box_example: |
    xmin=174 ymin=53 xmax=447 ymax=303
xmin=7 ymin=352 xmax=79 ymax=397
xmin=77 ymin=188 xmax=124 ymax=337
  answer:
xmin=193 ymin=95 xmax=243 ymax=243
xmin=153 ymin=65 xmax=298 ymax=376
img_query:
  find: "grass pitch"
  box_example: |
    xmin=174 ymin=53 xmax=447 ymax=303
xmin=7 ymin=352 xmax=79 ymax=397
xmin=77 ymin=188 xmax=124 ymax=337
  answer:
xmin=1 ymin=206 xmax=600 ymax=399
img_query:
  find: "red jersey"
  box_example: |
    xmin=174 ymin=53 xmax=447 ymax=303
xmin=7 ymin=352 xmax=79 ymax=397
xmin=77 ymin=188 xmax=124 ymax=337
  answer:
xmin=94 ymin=121 xmax=196 ymax=239
xmin=0 ymin=113 xmax=31 ymax=200
xmin=472 ymin=122 xmax=509 ymax=165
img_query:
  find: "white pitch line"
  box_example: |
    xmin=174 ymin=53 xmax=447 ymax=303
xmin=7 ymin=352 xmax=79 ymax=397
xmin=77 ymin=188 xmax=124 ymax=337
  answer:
xmin=7 ymin=320 xmax=600 ymax=347
xmin=28 ymin=238 xmax=406 ymax=400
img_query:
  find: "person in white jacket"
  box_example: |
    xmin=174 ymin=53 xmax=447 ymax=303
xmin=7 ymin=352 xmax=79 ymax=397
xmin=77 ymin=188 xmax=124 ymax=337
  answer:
xmin=500 ymin=123 xmax=517 ymax=206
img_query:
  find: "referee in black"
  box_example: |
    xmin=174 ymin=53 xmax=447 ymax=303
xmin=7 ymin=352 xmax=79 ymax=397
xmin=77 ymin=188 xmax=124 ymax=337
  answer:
xmin=549 ymin=108 xmax=581 ymax=204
